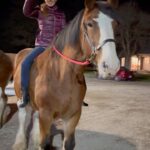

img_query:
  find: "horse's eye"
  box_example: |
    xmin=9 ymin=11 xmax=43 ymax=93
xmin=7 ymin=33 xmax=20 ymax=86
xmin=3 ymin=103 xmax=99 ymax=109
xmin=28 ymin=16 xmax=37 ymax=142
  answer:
xmin=87 ymin=22 xmax=93 ymax=27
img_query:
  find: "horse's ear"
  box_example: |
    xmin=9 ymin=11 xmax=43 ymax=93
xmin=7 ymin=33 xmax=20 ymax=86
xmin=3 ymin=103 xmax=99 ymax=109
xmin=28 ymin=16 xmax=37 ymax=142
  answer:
xmin=107 ymin=0 xmax=119 ymax=8
xmin=84 ymin=0 xmax=96 ymax=10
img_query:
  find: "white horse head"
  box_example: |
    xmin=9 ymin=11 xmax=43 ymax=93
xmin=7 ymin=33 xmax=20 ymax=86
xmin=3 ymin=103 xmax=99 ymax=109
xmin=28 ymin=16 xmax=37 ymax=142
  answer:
xmin=95 ymin=3 xmax=120 ymax=79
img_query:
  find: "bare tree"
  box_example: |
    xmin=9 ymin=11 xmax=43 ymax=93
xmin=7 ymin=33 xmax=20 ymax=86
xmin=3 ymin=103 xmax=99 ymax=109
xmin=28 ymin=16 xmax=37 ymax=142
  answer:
xmin=117 ymin=1 xmax=140 ymax=69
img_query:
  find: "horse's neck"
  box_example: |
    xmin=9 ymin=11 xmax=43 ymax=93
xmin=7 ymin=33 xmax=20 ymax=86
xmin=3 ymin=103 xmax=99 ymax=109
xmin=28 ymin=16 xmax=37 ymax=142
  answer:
xmin=36 ymin=49 xmax=50 ymax=67
xmin=35 ymin=46 xmax=85 ymax=77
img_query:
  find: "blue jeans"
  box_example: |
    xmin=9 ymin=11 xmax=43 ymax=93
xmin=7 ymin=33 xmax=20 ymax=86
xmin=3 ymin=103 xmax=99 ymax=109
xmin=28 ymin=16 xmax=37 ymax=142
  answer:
xmin=20 ymin=46 xmax=45 ymax=107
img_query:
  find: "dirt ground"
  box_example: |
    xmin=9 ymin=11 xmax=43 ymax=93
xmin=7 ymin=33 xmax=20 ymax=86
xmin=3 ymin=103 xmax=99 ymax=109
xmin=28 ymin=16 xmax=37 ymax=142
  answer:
xmin=0 ymin=73 xmax=150 ymax=150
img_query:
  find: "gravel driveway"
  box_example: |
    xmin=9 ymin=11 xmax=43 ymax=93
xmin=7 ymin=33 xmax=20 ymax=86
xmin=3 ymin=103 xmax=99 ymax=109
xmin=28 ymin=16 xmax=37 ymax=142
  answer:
xmin=0 ymin=74 xmax=150 ymax=150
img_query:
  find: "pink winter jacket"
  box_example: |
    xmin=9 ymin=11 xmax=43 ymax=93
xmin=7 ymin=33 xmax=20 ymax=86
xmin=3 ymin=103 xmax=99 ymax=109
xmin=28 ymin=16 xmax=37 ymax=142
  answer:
xmin=23 ymin=0 xmax=66 ymax=47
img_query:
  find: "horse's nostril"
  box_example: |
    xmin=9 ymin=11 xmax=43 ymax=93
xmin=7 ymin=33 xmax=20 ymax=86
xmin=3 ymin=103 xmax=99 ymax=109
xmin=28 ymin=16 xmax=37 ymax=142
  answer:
xmin=102 ymin=61 xmax=108 ymax=69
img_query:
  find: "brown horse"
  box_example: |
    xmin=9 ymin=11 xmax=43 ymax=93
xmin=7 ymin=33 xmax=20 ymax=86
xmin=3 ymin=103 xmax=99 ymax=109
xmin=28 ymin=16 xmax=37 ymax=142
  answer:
xmin=0 ymin=50 xmax=16 ymax=127
xmin=13 ymin=0 xmax=120 ymax=149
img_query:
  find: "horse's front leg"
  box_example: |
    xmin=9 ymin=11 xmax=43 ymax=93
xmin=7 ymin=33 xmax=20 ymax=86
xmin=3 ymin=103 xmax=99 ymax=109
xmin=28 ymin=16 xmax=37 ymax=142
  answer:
xmin=13 ymin=100 xmax=27 ymax=150
xmin=32 ymin=109 xmax=53 ymax=150
xmin=0 ymin=87 xmax=10 ymax=128
xmin=62 ymin=109 xmax=81 ymax=150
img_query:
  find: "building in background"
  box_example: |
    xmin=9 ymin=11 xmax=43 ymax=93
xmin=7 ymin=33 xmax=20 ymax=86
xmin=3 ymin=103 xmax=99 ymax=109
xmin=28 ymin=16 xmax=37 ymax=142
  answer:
xmin=121 ymin=52 xmax=150 ymax=72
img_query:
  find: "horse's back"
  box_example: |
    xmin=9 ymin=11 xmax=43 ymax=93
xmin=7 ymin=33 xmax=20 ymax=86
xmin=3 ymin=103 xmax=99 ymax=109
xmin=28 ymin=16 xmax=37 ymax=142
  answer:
xmin=14 ymin=48 xmax=32 ymax=69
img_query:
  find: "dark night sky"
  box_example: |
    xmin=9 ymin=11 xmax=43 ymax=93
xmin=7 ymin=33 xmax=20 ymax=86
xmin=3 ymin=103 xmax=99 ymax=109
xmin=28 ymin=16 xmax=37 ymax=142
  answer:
xmin=120 ymin=0 xmax=150 ymax=12
xmin=0 ymin=0 xmax=149 ymax=23
xmin=0 ymin=0 xmax=84 ymax=21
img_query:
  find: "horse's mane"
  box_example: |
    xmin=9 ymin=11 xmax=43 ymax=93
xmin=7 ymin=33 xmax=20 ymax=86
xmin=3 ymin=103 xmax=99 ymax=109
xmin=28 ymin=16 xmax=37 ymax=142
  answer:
xmin=52 ymin=10 xmax=84 ymax=51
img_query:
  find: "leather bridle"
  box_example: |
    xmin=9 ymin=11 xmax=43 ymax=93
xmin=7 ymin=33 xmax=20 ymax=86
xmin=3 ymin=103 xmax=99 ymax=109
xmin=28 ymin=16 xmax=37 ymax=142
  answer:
xmin=52 ymin=22 xmax=116 ymax=65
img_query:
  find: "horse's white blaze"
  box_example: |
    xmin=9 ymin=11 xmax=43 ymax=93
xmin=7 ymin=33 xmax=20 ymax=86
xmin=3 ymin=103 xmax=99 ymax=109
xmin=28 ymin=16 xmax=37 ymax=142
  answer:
xmin=13 ymin=100 xmax=27 ymax=150
xmin=32 ymin=111 xmax=41 ymax=149
xmin=95 ymin=12 xmax=120 ymax=79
